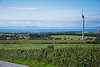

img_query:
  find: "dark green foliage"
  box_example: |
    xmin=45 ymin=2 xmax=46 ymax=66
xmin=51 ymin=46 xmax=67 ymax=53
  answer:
xmin=64 ymin=38 xmax=66 ymax=40
xmin=86 ymin=37 xmax=93 ymax=40
xmin=48 ymin=32 xmax=100 ymax=37
xmin=0 ymin=46 xmax=100 ymax=67
xmin=0 ymin=34 xmax=25 ymax=40
xmin=29 ymin=33 xmax=53 ymax=40
xmin=0 ymin=32 xmax=98 ymax=40
xmin=0 ymin=35 xmax=7 ymax=40
xmin=95 ymin=37 xmax=100 ymax=44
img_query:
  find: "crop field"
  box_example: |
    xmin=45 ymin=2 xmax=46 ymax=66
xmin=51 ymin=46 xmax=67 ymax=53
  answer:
xmin=51 ymin=35 xmax=96 ymax=40
xmin=0 ymin=40 xmax=95 ymax=44
xmin=0 ymin=44 xmax=100 ymax=50
xmin=0 ymin=44 xmax=100 ymax=67
xmin=0 ymin=33 xmax=99 ymax=67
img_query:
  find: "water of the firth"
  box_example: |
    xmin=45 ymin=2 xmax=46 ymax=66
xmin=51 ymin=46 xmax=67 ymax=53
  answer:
xmin=0 ymin=28 xmax=98 ymax=33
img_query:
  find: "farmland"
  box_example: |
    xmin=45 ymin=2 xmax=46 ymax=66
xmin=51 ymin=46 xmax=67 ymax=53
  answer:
xmin=0 ymin=44 xmax=100 ymax=67
xmin=51 ymin=35 xmax=96 ymax=40
xmin=0 ymin=44 xmax=100 ymax=50
xmin=0 ymin=32 xmax=98 ymax=40
xmin=0 ymin=0 xmax=100 ymax=66
xmin=0 ymin=32 xmax=100 ymax=67
xmin=0 ymin=40 xmax=96 ymax=44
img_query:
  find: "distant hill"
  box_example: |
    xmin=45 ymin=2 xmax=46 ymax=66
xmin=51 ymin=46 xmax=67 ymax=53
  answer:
xmin=0 ymin=26 xmax=99 ymax=29
xmin=0 ymin=26 xmax=39 ymax=29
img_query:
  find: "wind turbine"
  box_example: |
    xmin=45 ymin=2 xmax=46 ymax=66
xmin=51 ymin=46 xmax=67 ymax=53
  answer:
xmin=82 ymin=7 xmax=84 ymax=40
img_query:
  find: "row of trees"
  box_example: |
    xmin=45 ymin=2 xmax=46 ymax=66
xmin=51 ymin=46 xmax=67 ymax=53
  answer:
xmin=0 ymin=33 xmax=53 ymax=40
xmin=0 ymin=34 xmax=28 ymax=40
xmin=0 ymin=33 xmax=100 ymax=44
xmin=29 ymin=34 xmax=51 ymax=40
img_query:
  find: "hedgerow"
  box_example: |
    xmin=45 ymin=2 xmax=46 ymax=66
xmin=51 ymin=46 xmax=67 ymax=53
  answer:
xmin=0 ymin=40 xmax=94 ymax=44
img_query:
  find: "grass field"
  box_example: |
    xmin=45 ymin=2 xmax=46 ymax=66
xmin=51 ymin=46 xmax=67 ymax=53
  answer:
xmin=0 ymin=33 xmax=99 ymax=67
xmin=0 ymin=33 xmax=97 ymax=40
xmin=51 ymin=35 xmax=96 ymax=40
xmin=0 ymin=40 xmax=95 ymax=44
xmin=0 ymin=33 xmax=15 ymax=36
xmin=0 ymin=44 xmax=100 ymax=67
xmin=0 ymin=44 xmax=100 ymax=50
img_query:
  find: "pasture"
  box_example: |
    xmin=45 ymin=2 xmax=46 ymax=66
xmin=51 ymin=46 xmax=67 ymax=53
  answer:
xmin=0 ymin=44 xmax=100 ymax=67
xmin=0 ymin=44 xmax=100 ymax=50
xmin=0 ymin=40 xmax=95 ymax=44
xmin=0 ymin=33 xmax=99 ymax=67
xmin=51 ymin=35 xmax=96 ymax=40
xmin=0 ymin=33 xmax=97 ymax=40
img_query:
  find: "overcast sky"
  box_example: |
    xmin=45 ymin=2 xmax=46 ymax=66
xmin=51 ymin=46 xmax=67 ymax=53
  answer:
xmin=0 ymin=0 xmax=100 ymax=27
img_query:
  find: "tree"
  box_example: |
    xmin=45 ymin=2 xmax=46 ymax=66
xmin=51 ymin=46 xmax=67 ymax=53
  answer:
xmin=95 ymin=37 xmax=100 ymax=44
xmin=0 ymin=35 xmax=7 ymax=40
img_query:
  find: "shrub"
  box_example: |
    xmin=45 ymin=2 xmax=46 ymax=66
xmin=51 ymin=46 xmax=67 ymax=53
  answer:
xmin=0 ymin=47 xmax=100 ymax=67
xmin=85 ymin=41 xmax=92 ymax=44
xmin=95 ymin=37 xmax=100 ymax=44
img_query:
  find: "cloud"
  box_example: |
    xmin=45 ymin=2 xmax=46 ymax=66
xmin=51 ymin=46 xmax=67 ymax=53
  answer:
xmin=0 ymin=16 xmax=81 ymax=21
xmin=85 ymin=16 xmax=100 ymax=21
xmin=0 ymin=15 xmax=100 ymax=22
xmin=10 ymin=7 xmax=37 ymax=10
xmin=0 ymin=19 xmax=81 ymax=27
xmin=0 ymin=17 xmax=100 ymax=27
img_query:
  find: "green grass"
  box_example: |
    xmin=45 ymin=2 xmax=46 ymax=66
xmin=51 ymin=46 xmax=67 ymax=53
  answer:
xmin=0 ymin=44 xmax=100 ymax=50
xmin=0 ymin=33 xmax=15 ymax=36
xmin=0 ymin=58 xmax=55 ymax=67
xmin=0 ymin=40 xmax=95 ymax=44
xmin=0 ymin=34 xmax=97 ymax=40
xmin=51 ymin=35 xmax=96 ymax=40
xmin=0 ymin=46 xmax=100 ymax=67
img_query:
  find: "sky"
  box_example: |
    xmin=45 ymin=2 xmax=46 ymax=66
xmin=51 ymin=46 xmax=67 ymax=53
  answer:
xmin=0 ymin=0 xmax=100 ymax=27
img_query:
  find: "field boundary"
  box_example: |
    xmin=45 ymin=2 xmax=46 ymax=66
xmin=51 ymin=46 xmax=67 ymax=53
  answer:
xmin=0 ymin=40 xmax=96 ymax=44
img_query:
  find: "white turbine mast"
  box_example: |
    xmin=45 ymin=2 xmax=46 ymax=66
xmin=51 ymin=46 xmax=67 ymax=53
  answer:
xmin=82 ymin=7 xmax=84 ymax=40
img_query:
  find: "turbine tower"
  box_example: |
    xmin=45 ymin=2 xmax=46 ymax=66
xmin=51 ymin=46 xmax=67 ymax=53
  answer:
xmin=82 ymin=7 xmax=84 ymax=40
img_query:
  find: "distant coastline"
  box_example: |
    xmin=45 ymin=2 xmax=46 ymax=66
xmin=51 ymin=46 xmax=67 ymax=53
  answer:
xmin=0 ymin=26 xmax=99 ymax=29
xmin=0 ymin=28 xmax=98 ymax=33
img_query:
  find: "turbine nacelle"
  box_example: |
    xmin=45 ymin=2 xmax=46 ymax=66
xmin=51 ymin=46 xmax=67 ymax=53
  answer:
xmin=82 ymin=15 xmax=84 ymax=18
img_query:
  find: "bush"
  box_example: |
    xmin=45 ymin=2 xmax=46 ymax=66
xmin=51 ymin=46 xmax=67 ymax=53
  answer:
xmin=0 ymin=47 xmax=100 ymax=67
xmin=95 ymin=37 xmax=100 ymax=44
xmin=85 ymin=41 xmax=92 ymax=44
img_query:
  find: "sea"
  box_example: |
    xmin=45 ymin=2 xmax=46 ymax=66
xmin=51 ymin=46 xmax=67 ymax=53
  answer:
xmin=0 ymin=28 xmax=98 ymax=33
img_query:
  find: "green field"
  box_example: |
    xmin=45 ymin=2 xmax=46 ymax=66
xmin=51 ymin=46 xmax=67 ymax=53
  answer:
xmin=0 ymin=33 xmax=15 ymax=36
xmin=0 ymin=33 xmax=97 ymax=40
xmin=0 ymin=34 xmax=99 ymax=67
xmin=0 ymin=44 xmax=100 ymax=50
xmin=0 ymin=44 xmax=100 ymax=67
xmin=0 ymin=40 xmax=95 ymax=44
xmin=51 ymin=35 xmax=96 ymax=40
